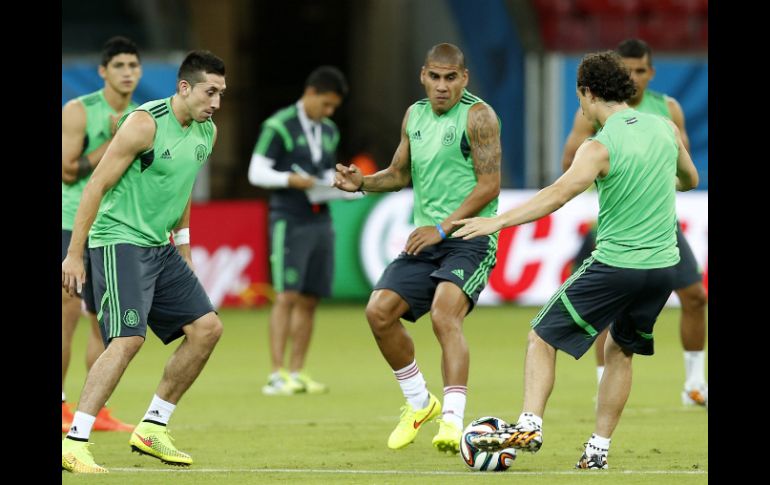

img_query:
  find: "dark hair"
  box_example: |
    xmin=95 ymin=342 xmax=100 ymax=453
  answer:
xmin=100 ymin=36 xmax=140 ymax=66
xmin=178 ymin=50 xmax=226 ymax=86
xmin=425 ymin=43 xmax=466 ymax=70
xmin=577 ymin=51 xmax=635 ymax=103
xmin=306 ymin=66 xmax=348 ymax=97
xmin=616 ymin=38 xmax=653 ymax=65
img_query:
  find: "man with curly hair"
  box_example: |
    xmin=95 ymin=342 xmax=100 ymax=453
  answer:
xmin=453 ymin=51 xmax=699 ymax=470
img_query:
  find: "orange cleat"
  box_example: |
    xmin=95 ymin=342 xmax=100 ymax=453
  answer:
xmin=93 ymin=407 xmax=135 ymax=432
xmin=62 ymin=402 xmax=74 ymax=433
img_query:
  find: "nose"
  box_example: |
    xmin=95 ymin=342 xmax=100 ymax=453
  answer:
xmin=211 ymin=94 xmax=221 ymax=110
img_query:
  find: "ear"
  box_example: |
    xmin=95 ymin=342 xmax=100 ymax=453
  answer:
xmin=649 ymin=65 xmax=656 ymax=81
xmin=178 ymin=79 xmax=190 ymax=95
xmin=419 ymin=66 xmax=426 ymax=86
xmin=98 ymin=65 xmax=106 ymax=80
xmin=462 ymin=69 xmax=469 ymax=88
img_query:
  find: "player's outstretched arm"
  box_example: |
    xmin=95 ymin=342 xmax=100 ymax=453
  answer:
xmin=335 ymin=108 xmax=412 ymax=193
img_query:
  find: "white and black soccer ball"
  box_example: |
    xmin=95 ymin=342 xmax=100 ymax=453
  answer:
xmin=460 ymin=416 xmax=517 ymax=472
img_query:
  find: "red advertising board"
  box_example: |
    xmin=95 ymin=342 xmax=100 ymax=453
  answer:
xmin=189 ymin=201 xmax=270 ymax=308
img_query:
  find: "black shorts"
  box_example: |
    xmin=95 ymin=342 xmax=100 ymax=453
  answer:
xmin=62 ymin=229 xmax=96 ymax=313
xmin=269 ymin=217 xmax=334 ymax=298
xmin=89 ymin=243 xmax=215 ymax=346
xmin=573 ymin=223 xmax=701 ymax=290
xmin=672 ymin=225 xmax=702 ymax=289
xmin=374 ymin=236 xmax=497 ymax=322
xmin=532 ymin=257 xmax=676 ymax=359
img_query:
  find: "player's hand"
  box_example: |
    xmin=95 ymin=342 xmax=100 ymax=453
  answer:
xmin=334 ymin=163 xmax=363 ymax=192
xmin=62 ymin=253 xmax=86 ymax=298
xmin=288 ymin=173 xmax=316 ymax=190
xmin=405 ymin=225 xmax=443 ymax=255
xmin=176 ymin=244 xmax=195 ymax=272
xmin=452 ymin=217 xmax=503 ymax=239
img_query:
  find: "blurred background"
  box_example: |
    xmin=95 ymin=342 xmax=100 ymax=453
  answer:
xmin=62 ymin=0 xmax=708 ymax=307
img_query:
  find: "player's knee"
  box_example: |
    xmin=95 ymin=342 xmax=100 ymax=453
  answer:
xmin=365 ymin=300 xmax=394 ymax=334
xmin=275 ymin=291 xmax=300 ymax=307
xmin=429 ymin=307 xmax=462 ymax=338
xmin=680 ymin=283 xmax=707 ymax=310
xmin=187 ymin=313 xmax=223 ymax=346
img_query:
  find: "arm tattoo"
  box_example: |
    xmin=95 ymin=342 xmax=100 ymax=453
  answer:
xmin=364 ymin=142 xmax=410 ymax=191
xmin=468 ymin=105 xmax=501 ymax=176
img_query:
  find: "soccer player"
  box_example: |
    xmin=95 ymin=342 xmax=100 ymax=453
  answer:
xmin=454 ymin=50 xmax=699 ymax=469
xmin=334 ymin=43 xmax=501 ymax=454
xmin=61 ymin=50 xmax=226 ymax=473
xmin=61 ymin=36 xmax=141 ymax=433
xmin=247 ymin=66 xmax=348 ymax=396
xmin=562 ymin=39 xmax=708 ymax=406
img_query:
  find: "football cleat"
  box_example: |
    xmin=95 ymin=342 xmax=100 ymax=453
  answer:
xmin=62 ymin=438 xmax=108 ymax=473
xmin=129 ymin=421 xmax=192 ymax=466
xmin=293 ymin=371 xmax=328 ymax=394
xmin=432 ymin=418 xmax=462 ymax=454
xmin=262 ymin=369 xmax=305 ymax=396
xmin=387 ymin=392 xmax=441 ymax=449
xmin=682 ymin=384 xmax=708 ymax=407
xmin=575 ymin=451 xmax=608 ymax=469
xmin=470 ymin=421 xmax=543 ymax=453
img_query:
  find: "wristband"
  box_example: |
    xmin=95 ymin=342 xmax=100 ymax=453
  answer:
xmin=436 ymin=224 xmax=447 ymax=240
xmin=173 ymin=228 xmax=190 ymax=245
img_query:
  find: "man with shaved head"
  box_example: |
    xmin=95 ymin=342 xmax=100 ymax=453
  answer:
xmin=335 ymin=43 xmax=501 ymax=454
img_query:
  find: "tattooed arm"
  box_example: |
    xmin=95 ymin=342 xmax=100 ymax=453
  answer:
xmin=439 ymin=102 xmax=501 ymax=235
xmin=334 ymin=108 xmax=412 ymax=192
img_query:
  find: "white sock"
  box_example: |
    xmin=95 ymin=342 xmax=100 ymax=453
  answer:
xmin=587 ymin=433 xmax=611 ymax=455
xmin=442 ymin=386 xmax=467 ymax=429
xmin=394 ymin=360 xmax=429 ymax=410
xmin=142 ymin=394 xmax=176 ymax=425
xmin=596 ymin=366 xmax=605 ymax=384
xmin=684 ymin=351 xmax=706 ymax=388
xmin=66 ymin=412 xmax=96 ymax=441
xmin=517 ymin=412 xmax=543 ymax=429
xmin=62 ymin=392 xmax=66 ymax=403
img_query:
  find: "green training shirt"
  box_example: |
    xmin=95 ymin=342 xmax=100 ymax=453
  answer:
xmin=62 ymin=90 xmax=138 ymax=230
xmin=89 ymin=97 xmax=214 ymax=247
xmin=591 ymin=108 xmax=680 ymax=269
xmin=406 ymin=90 xmax=498 ymax=226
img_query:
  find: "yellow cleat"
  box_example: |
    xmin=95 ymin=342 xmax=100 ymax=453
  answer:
xmin=294 ymin=371 xmax=329 ymax=394
xmin=387 ymin=392 xmax=441 ymax=449
xmin=62 ymin=438 xmax=108 ymax=473
xmin=432 ymin=418 xmax=462 ymax=454
xmin=129 ymin=421 xmax=193 ymax=466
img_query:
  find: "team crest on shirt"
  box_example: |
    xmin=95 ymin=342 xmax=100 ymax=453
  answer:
xmin=442 ymin=125 xmax=457 ymax=146
xmin=195 ymin=144 xmax=208 ymax=164
xmin=123 ymin=309 xmax=140 ymax=328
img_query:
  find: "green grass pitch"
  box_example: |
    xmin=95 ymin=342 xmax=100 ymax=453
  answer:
xmin=62 ymin=304 xmax=707 ymax=484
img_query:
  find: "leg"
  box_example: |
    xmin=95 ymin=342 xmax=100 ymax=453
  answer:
xmin=75 ymin=335 xmax=145 ymax=416
xmin=595 ymin=331 xmax=633 ymax=438
xmin=269 ymin=291 xmax=299 ymax=372
xmin=429 ymin=282 xmax=470 ymax=453
xmin=430 ymin=281 xmax=470 ymax=387
xmin=85 ymin=312 xmax=105 ymax=370
xmin=365 ymin=289 xmax=414 ymax=370
xmin=62 ymin=288 xmax=82 ymax=392
xmin=521 ymin=330 xmax=557 ymax=417
xmin=288 ymin=293 xmax=319 ymax=372
xmin=155 ymin=312 xmax=223 ymax=403
xmin=676 ymin=281 xmax=707 ymax=352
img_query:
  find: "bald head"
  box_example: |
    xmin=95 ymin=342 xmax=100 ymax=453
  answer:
xmin=424 ymin=43 xmax=465 ymax=70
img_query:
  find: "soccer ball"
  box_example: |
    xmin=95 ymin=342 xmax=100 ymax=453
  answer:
xmin=460 ymin=416 xmax=517 ymax=471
